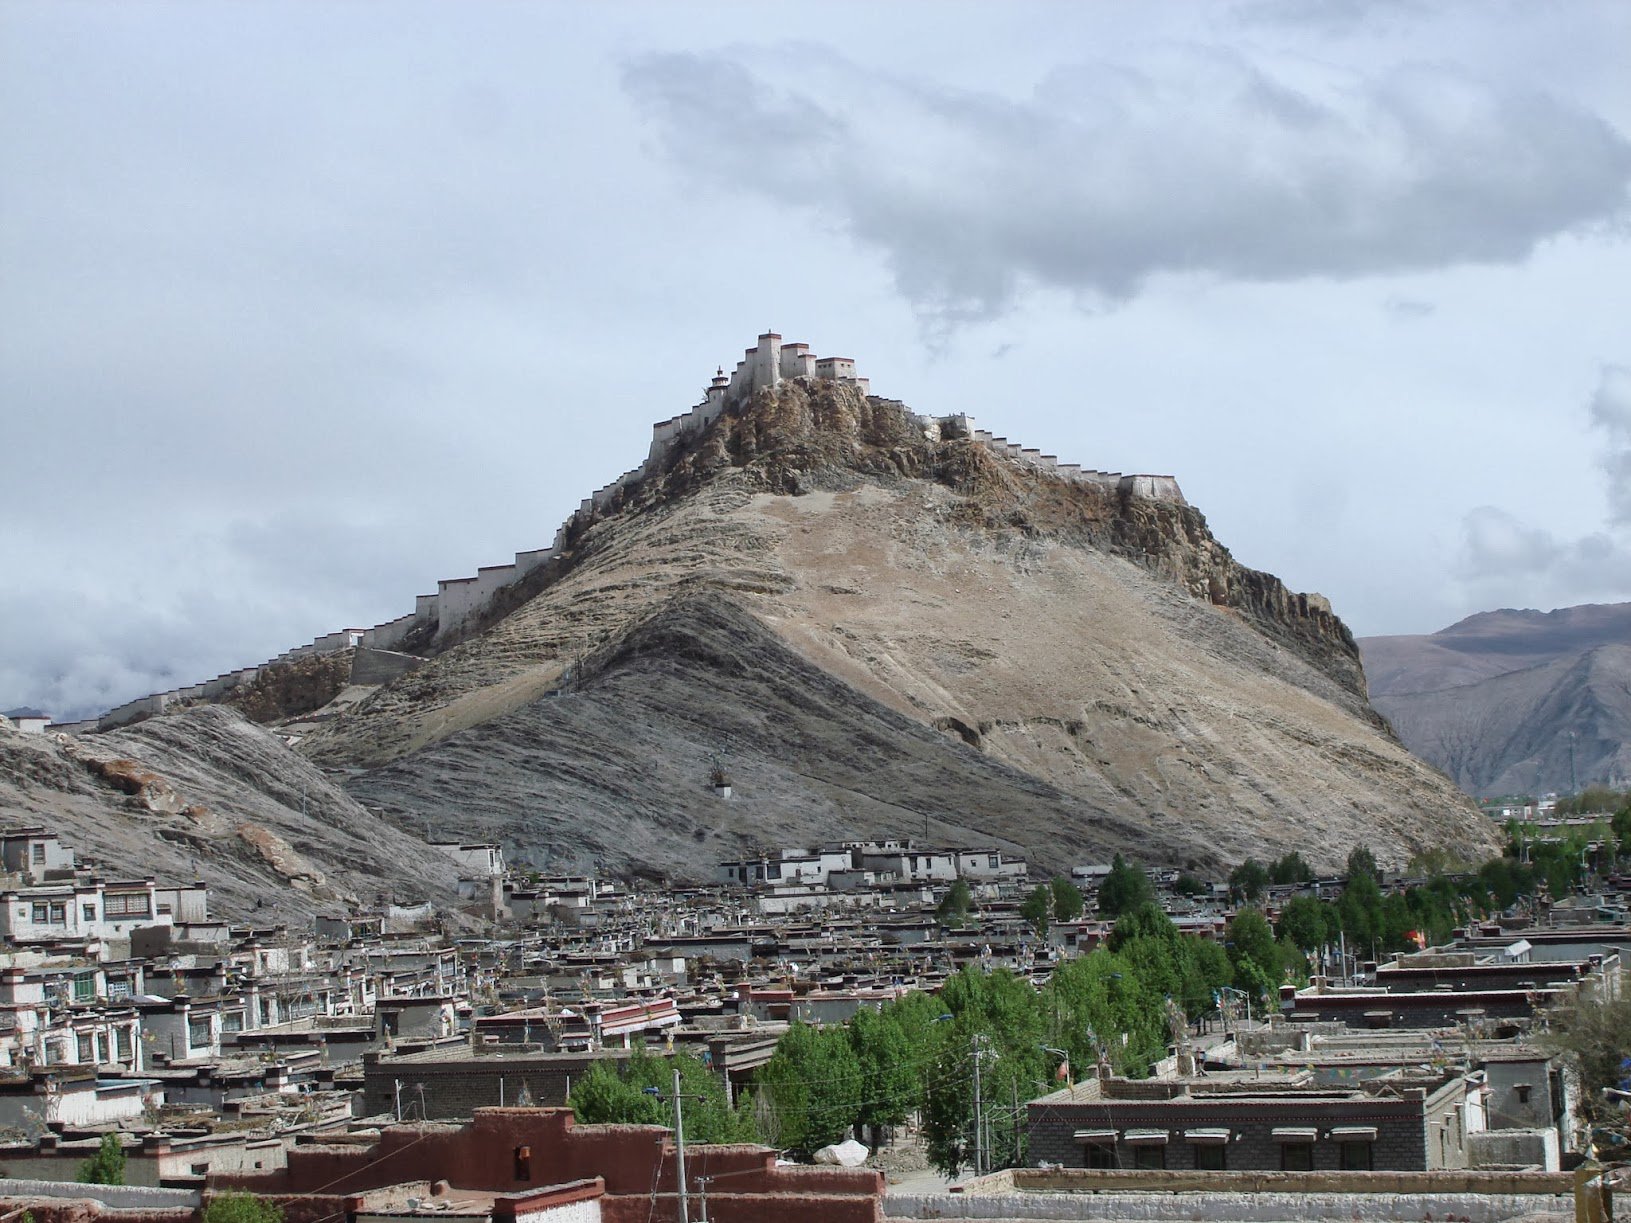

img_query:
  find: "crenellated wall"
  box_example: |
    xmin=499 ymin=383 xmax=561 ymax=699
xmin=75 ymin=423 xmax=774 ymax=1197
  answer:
xmin=77 ymin=334 xmax=1181 ymax=733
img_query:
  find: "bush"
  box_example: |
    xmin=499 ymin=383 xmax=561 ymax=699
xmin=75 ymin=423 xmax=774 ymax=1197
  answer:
xmin=936 ymin=878 xmax=973 ymax=928
xmin=203 ymin=1195 xmax=284 ymax=1223
xmin=77 ymin=1133 xmax=125 ymax=1185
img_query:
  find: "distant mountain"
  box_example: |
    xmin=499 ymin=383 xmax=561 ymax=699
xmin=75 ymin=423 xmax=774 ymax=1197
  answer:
xmin=1360 ymin=604 xmax=1631 ymax=795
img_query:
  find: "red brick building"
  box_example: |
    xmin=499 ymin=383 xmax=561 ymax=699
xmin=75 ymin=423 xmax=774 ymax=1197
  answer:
xmin=216 ymin=1107 xmax=882 ymax=1223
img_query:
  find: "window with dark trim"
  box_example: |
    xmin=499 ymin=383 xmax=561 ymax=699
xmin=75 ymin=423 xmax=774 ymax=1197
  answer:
xmin=1281 ymin=1143 xmax=1313 ymax=1171
xmin=1194 ymin=1143 xmax=1226 ymax=1171
xmin=1339 ymin=1140 xmax=1372 ymax=1171
xmin=1132 ymin=1145 xmax=1165 ymax=1170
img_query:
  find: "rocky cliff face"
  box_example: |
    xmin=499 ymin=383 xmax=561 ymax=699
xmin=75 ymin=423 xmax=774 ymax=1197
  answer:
xmin=296 ymin=379 xmax=1490 ymax=876
xmin=0 ymin=707 xmax=463 ymax=921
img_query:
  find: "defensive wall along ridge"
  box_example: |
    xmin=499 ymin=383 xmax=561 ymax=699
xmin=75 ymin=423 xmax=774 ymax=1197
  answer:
xmin=77 ymin=333 xmax=1185 ymax=732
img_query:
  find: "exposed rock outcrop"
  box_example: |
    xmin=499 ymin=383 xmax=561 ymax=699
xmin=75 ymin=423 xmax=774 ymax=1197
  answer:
xmin=304 ymin=379 xmax=1491 ymax=875
xmin=0 ymin=706 xmax=463 ymax=920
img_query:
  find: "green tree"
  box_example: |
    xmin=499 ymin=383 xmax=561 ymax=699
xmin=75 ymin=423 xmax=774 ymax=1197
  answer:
xmin=1020 ymin=885 xmax=1052 ymax=938
xmin=936 ymin=878 xmax=973 ymax=928
xmin=1346 ymin=845 xmax=1379 ymax=882
xmin=1277 ymin=895 xmax=1333 ymax=952
xmin=1613 ymin=805 xmax=1631 ymax=861
xmin=849 ymin=1004 xmax=918 ymax=1147
xmin=1229 ymin=858 xmax=1270 ymax=900
xmin=1554 ymin=786 xmax=1624 ymax=816
xmin=77 ymin=1133 xmax=125 ymax=1185
xmin=1096 ymin=855 xmax=1154 ymax=916
xmin=203 ymin=1195 xmax=284 ymax=1223
xmin=569 ymin=1048 xmax=754 ymax=1145
xmin=1172 ymin=872 xmax=1209 ymax=898
xmin=569 ymin=1057 xmax=665 ymax=1128
xmin=923 ymin=968 xmax=1047 ymax=1175
xmin=1226 ymin=909 xmax=1280 ymax=1002
xmin=1267 ymin=851 xmax=1315 ymax=885
xmin=756 ymin=1022 xmax=863 ymax=1153
xmin=1336 ymin=866 xmax=1384 ymax=956
xmin=1049 ymin=876 xmax=1084 ymax=922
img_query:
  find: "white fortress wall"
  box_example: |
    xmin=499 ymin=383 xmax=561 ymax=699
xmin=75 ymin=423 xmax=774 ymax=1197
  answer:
xmin=435 ymin=576 xmax=485 ymax=632
xmin=360 ymin=613 xmax=417 ymax=651
xmin=514 ymin=547 xmax=557 ymax=578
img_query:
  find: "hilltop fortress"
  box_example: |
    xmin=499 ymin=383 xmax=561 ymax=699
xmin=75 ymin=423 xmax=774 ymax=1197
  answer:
xmin=78 ymin=334 xmax=1185 ymax=731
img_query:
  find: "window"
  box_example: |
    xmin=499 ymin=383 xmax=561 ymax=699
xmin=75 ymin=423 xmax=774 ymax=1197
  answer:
xmin=188 ymin=1020 xmax=211 ymax=1049
xmin=1339 ymin=1141 xmax=1372 ymax=1171
xmin=1515 ymin=1085 xmax=1532 ymax=1105
xmin=48 ymin=903 xmax=65 ymax=923
xmin=108 ymin=979 xmax=131 ymax=1001
xmin=77 ymin=1033 xmax=93 ymax=1062
xmin=1083 ymin=1143 xmax=1116 ymax=1169
xmin=1132 ymin=1145 xmax=1166 ymax=1170
xmin=104 ymin=892 xmax=151 ymax=918
xmin=73 ymin=976 xmax=94 ymax=1000
xmin=221 ymin=1011 xmax=244 ymax=1033
xmin=115 ymin=1028 xmax=133 ymax=1059
xmin=31 ymin=844 xmax=45 ymax=863
xmin=82 ymin=903 xmax=97 ymax=922
xmin=31 ymin=903 xmax=47 ymax=923
xmin=1194 ymin=1144 xmax=1227 ymax=1171
xmin=1281 ymin=1143 xmax=1313 ymax=1171
xmin=513 ymin=1144 xmax=532 ymax=1181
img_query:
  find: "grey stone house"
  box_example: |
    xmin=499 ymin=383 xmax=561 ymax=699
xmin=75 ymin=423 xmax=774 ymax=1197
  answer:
xmin=1028 ymin=1067 xmax=1472 ymax=1173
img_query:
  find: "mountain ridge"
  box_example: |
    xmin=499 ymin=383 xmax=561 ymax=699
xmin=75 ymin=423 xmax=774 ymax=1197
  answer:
xmin=16 ymin=351 xmax=1496 ymax=894
xmin=1361 ymin=603 xmax=1631 ymax=794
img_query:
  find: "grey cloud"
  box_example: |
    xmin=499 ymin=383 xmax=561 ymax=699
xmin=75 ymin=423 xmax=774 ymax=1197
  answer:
xmin=1385 ymin=296 xmax=1436 ymax=319
xmin=1589 ymin=364 xmax=1631 ymax=522
xmin=624 ymin=47 xmax=1631 ymax=321
xmin=1231 ymin=0 xmax=1430 ymax=36
xmin=1454 ymin=364 xmax=1631 ymax=603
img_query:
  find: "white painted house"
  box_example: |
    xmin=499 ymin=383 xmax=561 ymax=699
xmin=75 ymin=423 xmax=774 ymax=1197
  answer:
xmin=2 ymin=709 xmax=51 ymax=735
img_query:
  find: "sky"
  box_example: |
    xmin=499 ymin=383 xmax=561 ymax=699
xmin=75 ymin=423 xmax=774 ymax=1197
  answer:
xmin=2 ymin=1 xmax=1629 ymax=721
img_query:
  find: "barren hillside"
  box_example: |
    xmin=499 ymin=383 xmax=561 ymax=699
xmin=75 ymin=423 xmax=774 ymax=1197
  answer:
xmin=0 ymin=707 xmax=462 ymax=921
xmin=296 ymin=379 xmax=1491 ymax=876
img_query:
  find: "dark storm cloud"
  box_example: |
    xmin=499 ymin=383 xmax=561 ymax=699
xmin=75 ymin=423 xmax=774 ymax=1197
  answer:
xmin=624 ymin=47 xmax=1631 ymax=321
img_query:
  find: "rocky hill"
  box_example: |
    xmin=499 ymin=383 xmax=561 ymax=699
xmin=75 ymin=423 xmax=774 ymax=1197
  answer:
xmin=1361 ymin=604 xmax=1631 ymax=795
xmin=22 ymin=371 xmax=1495 ymax=898
xmin=305 ymin=376 xmax=1490 ymax=877
xmin=0 ymin=706 xmax=463 ymax=921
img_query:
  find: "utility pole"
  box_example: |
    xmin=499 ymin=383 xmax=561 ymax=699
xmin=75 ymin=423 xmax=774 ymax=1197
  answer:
xmin=673 ymin=1066 xmax=690 ymax=1223
xmin=1011 ymin=1077 xmax=1021 ymax=1167
xmin=1569 ymin=730 xmax=1578 ymax=795
xmin=971 ymin=1034 xmax=985 ymax=1178
xmin=647 ymin=1072 xmax=692 ymax=1223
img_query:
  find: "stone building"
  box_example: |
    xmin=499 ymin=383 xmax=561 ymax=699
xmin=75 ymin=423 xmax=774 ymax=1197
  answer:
xmin=1027 ymin=1066 xmax=1475 ymax=1173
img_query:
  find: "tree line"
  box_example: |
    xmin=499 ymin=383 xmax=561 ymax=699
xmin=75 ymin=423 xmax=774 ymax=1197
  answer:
xmin=571 ymin=830 xmax=1631 ymax=1175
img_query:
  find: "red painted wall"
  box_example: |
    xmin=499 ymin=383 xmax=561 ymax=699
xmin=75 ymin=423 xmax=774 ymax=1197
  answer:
xmin=217 ymin=1108 xmax=881 ymax=1221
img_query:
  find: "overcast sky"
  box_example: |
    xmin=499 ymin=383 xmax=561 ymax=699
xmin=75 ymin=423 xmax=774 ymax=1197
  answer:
xmin=3 ymin=1 xmax=1629 ymax=721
